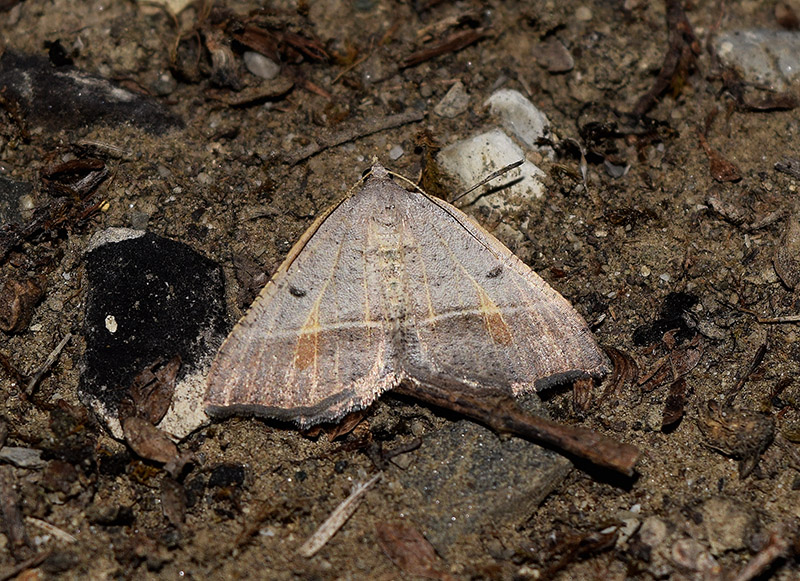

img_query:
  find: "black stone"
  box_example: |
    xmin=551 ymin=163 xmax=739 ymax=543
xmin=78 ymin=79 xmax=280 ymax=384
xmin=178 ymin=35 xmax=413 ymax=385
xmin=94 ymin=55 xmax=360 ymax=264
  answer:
xmin=80 ymin=231 xmax=228 ymax=427
xmin=0 ymin=51 xmax=182 ymax=134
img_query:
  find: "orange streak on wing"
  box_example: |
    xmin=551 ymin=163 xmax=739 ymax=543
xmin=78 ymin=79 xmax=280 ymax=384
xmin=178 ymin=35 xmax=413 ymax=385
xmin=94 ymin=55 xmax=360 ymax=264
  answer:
xmin=293 ymin=306 xmax=320 ymax=371
xmin=477 ymin=287 xmax=513 ymax=346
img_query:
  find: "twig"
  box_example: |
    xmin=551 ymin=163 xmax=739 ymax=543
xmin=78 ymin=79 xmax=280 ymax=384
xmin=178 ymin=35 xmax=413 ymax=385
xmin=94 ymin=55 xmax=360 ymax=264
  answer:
xmin=298 ymin=472 xmax=382 ymax=557
xmin=450 ymin=159 xmax=523 ymax=204
xmin=26 ymin=332 xmax=71 ymax=396
xmin=728 ymin=531 xmax=789 ymax=581
xmin=284 ymin=110 xmax=425 ymax=166
xmin=758 ymin=315 xmax=800 ymax=324
xmin=396 ymin=375 xmax=640 ymax=476
xmin=632 ymin=0 xmax=699 ymax=118
xmin=724 ymin=341 xmax=767 ymax=406
xmin=0 ymin=550 xmax=51 ymax=581
xmin=24 ymin=516 xmax=77 ymax=543
xmin=401 ymin=28 xmax=486 ymax=69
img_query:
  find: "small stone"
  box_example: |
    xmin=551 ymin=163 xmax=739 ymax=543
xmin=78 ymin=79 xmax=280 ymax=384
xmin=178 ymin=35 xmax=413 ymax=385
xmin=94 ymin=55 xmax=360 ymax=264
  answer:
xmin=437 ymin=128 xmax=546 ymax=204
xmin=638 ymin=516 xmax=668 ymax=549
xmin=671 ymin=539 xmax=719 ymax=573
xmin=701 ymin=497 xmax=758 ymax=555
xmin=243 ymin=51 xmax=281 ymax=80
xmin=484 ymin=89 xmax=551 ymax=152
xmin=433 ymin=80 xmax=470 ymax=118
xmin=151 ymin=71 xmax=177 ymax=96
xmin=532 ymin=37 xmax=574 ymax=73
xmin=715 ymin=29 xmax=800 ymax=90
xmin=0 ymin=446 xmax=45 ymax=469
xmin=575 ymin=6 xmax=593 ymax=21
xmin=104 ymin=315 xmax=118 ymax=334
xmin=388 ymin=145 xmax=404 ymax=161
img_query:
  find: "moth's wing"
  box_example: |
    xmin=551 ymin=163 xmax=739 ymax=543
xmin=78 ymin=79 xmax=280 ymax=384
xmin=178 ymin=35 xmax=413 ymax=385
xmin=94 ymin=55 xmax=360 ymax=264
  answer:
xmin=205 ymin=192 xmax=399 ymax=426
xmin=397 ymin=191 xmax=610 ymax=393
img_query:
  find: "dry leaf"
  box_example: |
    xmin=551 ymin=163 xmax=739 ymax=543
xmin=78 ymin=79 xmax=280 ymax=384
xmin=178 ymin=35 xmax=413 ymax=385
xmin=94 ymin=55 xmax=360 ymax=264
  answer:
xmin=375 ymin=521 xmax=453 ymax=581
xmin=122 ymin=416 xmax=179 ymax=465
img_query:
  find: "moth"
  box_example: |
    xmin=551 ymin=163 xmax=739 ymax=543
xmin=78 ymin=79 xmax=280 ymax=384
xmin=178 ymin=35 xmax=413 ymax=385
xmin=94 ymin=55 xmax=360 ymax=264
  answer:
xmin=205 ymin=164 xmax=610 ymax=427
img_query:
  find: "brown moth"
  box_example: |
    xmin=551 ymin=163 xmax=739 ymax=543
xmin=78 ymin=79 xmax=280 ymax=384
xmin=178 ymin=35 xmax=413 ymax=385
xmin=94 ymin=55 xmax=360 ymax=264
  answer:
xmin=205 ymin=164 xmax=610 ymax=426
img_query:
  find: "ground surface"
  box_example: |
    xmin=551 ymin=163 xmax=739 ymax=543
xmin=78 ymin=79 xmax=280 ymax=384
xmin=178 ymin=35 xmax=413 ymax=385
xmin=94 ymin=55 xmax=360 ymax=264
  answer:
xmin=1 ymin=0 xmax=800 ymax=579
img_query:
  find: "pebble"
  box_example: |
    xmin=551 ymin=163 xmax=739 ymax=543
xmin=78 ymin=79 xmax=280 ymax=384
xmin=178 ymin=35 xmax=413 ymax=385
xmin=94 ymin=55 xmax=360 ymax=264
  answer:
xmin=243 ymin=51 xmax=281 ymax=81
xmin=484 ymin=89 xmax=551 ymax=153
xmin=638 ymin=516 xmax=668 ymax=549
xmin=151 ymin=71 xmax=177 ymax=96
xmin=715 ymin=29 xmax=800 ymax=90
xmin=0 ymin=446 xmax=46 ymax=469
xmin=670 ymin=538 xmax=719 ymax=574
xmin=433 ymin=80 xmax=470 ymax=118
xmin=532 ymin=37 xmax=574 ymax=73
xmin=388 ymin=145 xmax=404 ymax=161
xmin=437 ymin=128 xmax=546 ymax=203
xmin=575 ymin=6 xmax=593 ymax=21
xmin=701 ymin=497 xmax=757 ymax=555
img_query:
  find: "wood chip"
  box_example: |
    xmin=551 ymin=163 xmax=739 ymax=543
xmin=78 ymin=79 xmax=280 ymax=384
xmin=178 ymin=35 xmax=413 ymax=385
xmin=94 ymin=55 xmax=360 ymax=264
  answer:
xmin=298 ymin=472 xmax=381 ymax=557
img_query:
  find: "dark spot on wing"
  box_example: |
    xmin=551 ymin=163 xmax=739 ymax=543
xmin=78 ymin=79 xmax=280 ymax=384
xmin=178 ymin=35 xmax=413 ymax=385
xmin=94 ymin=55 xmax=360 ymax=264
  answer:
xmin=289 ymin=286 xmax=306 ymax=297
xmin=487 ymin=266 xmax=503 ymax=278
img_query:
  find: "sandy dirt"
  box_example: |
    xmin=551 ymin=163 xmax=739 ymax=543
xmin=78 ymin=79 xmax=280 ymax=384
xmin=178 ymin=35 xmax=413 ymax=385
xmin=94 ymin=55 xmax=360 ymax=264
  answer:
xmin=1 ymin=0 xmax=799 ymax=579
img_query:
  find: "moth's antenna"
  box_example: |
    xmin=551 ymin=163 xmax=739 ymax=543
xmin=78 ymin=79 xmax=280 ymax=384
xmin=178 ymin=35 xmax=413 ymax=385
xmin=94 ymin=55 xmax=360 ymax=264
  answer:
xmin=450 ymin=159 xmax=524 ymax=204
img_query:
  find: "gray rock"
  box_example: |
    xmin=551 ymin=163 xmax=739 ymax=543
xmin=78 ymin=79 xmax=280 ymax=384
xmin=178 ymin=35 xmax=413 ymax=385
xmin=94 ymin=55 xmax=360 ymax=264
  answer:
xmin=532 ymin=37 xmax=574 ymax=73
xmin=0 ymin=446 xmax=46 ymax=469
xmin=701 ymin=497 xmax=758 ymax=555
xmin=394 ymin=394 xmax=571 ymax=557
xmin=433 ymin=81 xmax=470 ymax=118
xmin=716 ymin=30 xmax=800 ymax=90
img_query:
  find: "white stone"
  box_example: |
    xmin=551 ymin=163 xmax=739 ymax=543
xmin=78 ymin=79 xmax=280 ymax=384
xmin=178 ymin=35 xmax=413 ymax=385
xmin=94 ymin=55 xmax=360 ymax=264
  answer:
xmin=437 ymin=128 xmax=546 ymax=207
xmin=243 ymin=51 xmax=281 ymax=81
xmin=715 ymin=30 xmax=800 ymax=90
xmin=485 ymin=89 xmax=551 ymax=153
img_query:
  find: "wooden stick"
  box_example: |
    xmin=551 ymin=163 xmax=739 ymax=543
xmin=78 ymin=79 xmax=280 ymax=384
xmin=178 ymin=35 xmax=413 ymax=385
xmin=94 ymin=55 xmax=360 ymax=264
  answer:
xmin=284 ymin=110 xmax=425 ymax=166
xmin=396 ymin=375 xmax=640 ymax=477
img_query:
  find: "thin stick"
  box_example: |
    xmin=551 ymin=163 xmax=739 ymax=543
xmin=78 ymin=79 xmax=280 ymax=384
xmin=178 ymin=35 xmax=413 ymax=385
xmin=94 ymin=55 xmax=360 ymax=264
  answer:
xmin=0 ymin=550 xmax=51 ymax=581
xmin=298 ymin=472 xmax=382 ymax=557
xmin=396 ymin=375 xmax=640 ymax=476
xmin=26 ymin=332 xmax=71 ymax=396
xmin=284 ymin=110 xmax=425 ymax=166
xmin=728 ymin=532 xmax=789 ymax=581
xmin=24 ymin=516 xmax=77 ymax=543
xmin=450 ymin=159 xmax=524 ymax=204
xmin=758 ymin=315 xmax=800 ymax=324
